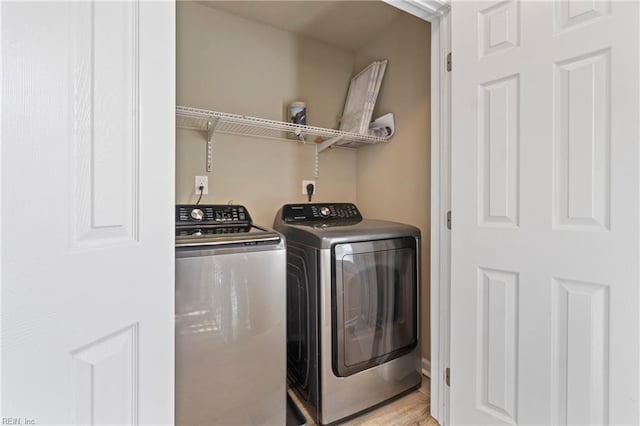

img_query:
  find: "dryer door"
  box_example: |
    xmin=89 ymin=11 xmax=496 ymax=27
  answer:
xmin=333 ymin=237 xmax=418 ymax=377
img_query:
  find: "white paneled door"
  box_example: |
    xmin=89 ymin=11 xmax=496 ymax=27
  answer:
xmin=451 ymin=1 xmax=639 ymax=425
xmin=2 ymin=2 xmax=175 ymax=424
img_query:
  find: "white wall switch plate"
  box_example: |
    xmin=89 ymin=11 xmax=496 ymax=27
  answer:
xmin=195 ymin=176 xmax=209 ymax=195
xmin=302 ymin=180 xmax=316 ymax=195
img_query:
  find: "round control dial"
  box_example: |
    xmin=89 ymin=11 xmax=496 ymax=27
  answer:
xmin=319 ymin=207 xmax=331 ymax=217
xmin=190 ymin=208 xmax=204 ymax=221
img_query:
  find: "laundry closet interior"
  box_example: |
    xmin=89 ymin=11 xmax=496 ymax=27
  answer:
xmin=175 ymin=0 xmax=431 ymax=420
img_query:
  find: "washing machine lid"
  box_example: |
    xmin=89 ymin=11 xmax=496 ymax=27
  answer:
xmin=175 ymin=224 xmax=281 ymax=248
xmin=274 ymin=203 xmax=420 ymax=248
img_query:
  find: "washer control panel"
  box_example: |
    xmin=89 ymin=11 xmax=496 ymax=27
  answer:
xmin=281 ymin=203 xmax=362 ymax=223
xmin=176 ymin=204 xmax=251 ymax=226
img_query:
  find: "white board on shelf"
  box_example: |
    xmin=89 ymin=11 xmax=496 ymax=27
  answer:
xmin=340 ymin=60 xmax=388 ymax=134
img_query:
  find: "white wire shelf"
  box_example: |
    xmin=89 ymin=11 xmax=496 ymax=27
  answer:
xmin=176 ymin=106 xmax=391 ymax=150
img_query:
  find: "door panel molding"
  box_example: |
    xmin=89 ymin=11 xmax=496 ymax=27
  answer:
xmin=551 ymin=278 xmax=610 ymax=426
xmin=70 ymin=0 xmax=140 ymax=248
xmin=478 ymin=0 xmax=520 ymax=58
xmin=71 ymin=324 xmax=140 ymax=426
xmin=555 ymin=0 xmax=611 ymax=34
xmin=478 ymin=74 xmax=520 ymax=228
xmin=553 ymin=49 xmax=611 ymax=231
xmin=476 ymin=268 xmax=519 ymax=424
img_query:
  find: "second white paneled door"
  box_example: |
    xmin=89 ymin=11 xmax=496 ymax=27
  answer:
xmin=451 ymin=1 xmax=639 ymax=424
xmin=2 ymin=2 xmax=175 ymax=424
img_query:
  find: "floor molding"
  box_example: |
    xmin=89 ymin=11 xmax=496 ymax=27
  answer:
xmin=422 ymin=357 xmax=431 ymax=378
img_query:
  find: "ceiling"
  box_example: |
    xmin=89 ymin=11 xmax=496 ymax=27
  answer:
xmin=196 ymin=1 xmax=404 ymax=51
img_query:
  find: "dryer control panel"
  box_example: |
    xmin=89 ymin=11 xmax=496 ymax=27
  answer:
xmin=176 ymin=204 xmax=251 ymax=226
xmin=281 ymin=203 xmax=362 ymax=223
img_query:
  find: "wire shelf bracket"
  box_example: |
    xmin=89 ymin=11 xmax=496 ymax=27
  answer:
xmin=206 ymin=119 xmax=215 ymax=172
xmin=316 ymin=135 xmax=346 ymax=153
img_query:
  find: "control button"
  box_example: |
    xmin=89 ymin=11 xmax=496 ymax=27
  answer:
xmin=320 ymin=207 xmax=330 ymax=217
xmin=190 ymin=209 xmax=204 ymax=221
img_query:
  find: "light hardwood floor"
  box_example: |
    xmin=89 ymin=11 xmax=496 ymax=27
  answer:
xmin=288 ymin=376 xmax=439 ymax=426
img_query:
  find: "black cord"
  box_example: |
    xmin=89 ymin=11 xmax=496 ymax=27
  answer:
xmin=196 ymin=186 xmax=204 ymax=205
xmin=306 ymin=183 xmax=314 ymax=202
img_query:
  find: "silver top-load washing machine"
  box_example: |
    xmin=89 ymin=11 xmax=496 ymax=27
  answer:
xmin=175 ymin=204 xmax=286 ymax=425
xmin=274 ymin=203 xmax=421 ymax=425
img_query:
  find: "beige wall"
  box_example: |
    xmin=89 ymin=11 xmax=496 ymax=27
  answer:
xmin=354 ymin=15 xmax=431 ymax=361
xmin=177 ymin=2 xmax=431 ymax=362
xmin=176 ymin=2 xmax=357 ymax=226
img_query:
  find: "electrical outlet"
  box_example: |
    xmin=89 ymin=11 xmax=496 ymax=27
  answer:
xmin=302 ymin=180 xmax=316 ymax=195
xmin=195 ymin=176 xmax=209 ymax=195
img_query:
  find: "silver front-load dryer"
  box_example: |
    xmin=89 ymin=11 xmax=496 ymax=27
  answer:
xmin=274 ymin=203 xmax=421 ymax=425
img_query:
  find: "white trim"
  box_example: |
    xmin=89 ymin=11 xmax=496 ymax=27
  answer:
xmin=383 ymin=0 xmax=450 ymax=19
xmin=422 ymin=357 xmax=431 ymax=378
xmin=0 ymin=0 xmax=4 ymax=412
xmin=424 ymin=8 xmax=451 ymax=425
xmin=384 ymin=2 xmax=452 ymax=424
xmin=428 ymin=13 xmax=442 ymax=425
xmin=436 ymin=11 xmax=452 ymax=426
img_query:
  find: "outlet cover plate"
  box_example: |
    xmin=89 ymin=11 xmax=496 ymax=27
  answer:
xmin=302 ymin=180 xmax=316 ymax=195
xmin=195 ymin=176 xmax=209 ymax=195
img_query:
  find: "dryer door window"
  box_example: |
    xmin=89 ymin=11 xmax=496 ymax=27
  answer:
xmin=332 ymin=237 xmax=418 ymax=377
